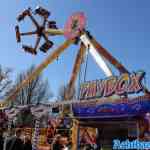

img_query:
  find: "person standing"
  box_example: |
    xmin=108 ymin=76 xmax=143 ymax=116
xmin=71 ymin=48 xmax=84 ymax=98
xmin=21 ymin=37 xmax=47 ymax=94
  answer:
xmin=0 ymin=128 xmax=4 ymax=150
xmin=6 ymin=128 xmax=24 ymax=150
xmin=23 ymin=135 xmax=32 ymax=150
xmin=59 ymin=136 xmax=69 ymax=150
xmin=53 ymin=135 xmax=69 ymax=150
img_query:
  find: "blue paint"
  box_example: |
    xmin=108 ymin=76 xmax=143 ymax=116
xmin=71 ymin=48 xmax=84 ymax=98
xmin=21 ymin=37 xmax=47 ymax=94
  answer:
xmin=73 ymin=97 xmax=150 ymax=118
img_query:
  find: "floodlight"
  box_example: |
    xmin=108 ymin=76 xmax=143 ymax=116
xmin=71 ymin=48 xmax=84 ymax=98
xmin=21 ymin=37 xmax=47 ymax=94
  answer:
xmin=40 ymin=41 xmax=53 ymax=53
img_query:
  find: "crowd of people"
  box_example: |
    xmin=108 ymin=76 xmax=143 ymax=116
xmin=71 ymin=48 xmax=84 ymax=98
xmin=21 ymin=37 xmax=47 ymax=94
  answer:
xmin=0 ymin=128 xmax=32 ymax=150
xmin=0 ymin=128 xmax=70 ymax=150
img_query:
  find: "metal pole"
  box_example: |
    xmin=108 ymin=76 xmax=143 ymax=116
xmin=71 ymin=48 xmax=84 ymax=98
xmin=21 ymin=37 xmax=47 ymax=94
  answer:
xmin=3 ymin=119 xmax=12 ymax=150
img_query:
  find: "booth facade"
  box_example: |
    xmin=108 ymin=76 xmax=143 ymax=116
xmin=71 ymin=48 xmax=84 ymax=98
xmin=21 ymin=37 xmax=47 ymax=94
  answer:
xmin=73 ymin=71 xmax=150 ymax=149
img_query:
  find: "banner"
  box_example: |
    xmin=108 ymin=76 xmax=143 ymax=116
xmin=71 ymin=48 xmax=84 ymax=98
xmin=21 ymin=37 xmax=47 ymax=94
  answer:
xmin=79 ymin=71 xmax=145 ymax=100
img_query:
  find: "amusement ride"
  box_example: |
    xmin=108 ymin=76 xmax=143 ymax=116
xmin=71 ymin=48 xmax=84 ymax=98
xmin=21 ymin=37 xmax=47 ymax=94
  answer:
xmin=12 ymin=6 xmax=130 ymax=103
xmin=0 ymin=6 xmax=150 ymax=150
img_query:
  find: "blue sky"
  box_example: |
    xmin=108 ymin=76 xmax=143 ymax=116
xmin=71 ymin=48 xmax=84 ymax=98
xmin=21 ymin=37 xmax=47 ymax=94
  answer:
xmin=0 ymin=0 xmax=150 ymax=97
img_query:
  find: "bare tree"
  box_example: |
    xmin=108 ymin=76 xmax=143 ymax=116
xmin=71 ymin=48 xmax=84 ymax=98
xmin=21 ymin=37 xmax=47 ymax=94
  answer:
xmin=0 ymin=65 xmax=12 ymax=99
xmin=12 ymin=65 xmax=53 ymax=105
xmin=57 ymin=84 xmax=76 ymax=100
xmin=57 ymin=84 xmax=66 ymax=101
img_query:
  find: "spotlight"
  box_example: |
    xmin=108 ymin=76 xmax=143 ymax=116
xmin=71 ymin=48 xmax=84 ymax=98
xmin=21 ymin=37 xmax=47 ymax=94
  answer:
xmin=34 ymin=6 xmax=50 ymax=18
xmin=47 ymin=21 xmax=57 ymax=29
xmin=17 ymin=8 xmax=30 ymax=22
xmin=15 ymin=25 xmax=21 ymax=42
xmin=22 ymin=45 xmax=37 ymax=55
xmin=40 ymin=41 xmax=53 ymax=53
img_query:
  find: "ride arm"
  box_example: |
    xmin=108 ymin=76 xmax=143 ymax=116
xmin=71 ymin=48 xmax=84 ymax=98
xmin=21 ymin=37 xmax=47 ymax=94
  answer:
xmin=45 ymin=29 xmax=64 ymax=36
xmin=80 ymin=34 xmax=113 ymax=77
xmin=4 ymin=39 xmax=74 ymax=102
xmin=65 ymin=43 xmax=86 ymax=100
xmin=90 ymin=35 xmax=129 ymax=74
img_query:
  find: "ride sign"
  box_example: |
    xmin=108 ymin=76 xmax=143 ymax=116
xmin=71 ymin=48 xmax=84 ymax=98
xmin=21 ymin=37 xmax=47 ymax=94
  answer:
xmin=79 ymin=71 xmax=145 ymax=100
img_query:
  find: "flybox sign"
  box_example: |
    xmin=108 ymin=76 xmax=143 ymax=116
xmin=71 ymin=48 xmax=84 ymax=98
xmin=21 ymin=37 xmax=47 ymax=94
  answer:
xmin=79 ymin=71 xmax=145 ymax=100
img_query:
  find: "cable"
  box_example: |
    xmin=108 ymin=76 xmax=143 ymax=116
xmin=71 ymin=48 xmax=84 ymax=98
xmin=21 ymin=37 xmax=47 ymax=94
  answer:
xmin=83 ymin=46 xmax=90 ymax=82
xmin=77 ymin=62 xmax=82 ymax=100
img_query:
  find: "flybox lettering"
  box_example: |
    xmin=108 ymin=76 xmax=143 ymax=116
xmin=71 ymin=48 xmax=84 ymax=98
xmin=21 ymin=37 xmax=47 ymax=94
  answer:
xmin=79 ymin=71 xmax=145 ymax=99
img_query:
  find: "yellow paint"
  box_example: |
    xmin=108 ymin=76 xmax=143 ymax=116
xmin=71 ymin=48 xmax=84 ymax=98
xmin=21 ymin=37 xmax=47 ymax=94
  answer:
xmin=71 ymin=120 xmax=78 ymax=150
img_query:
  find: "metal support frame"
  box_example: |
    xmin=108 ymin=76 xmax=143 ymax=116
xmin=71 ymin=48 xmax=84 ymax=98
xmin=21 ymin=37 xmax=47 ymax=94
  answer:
xmin=4 ymin=39 xmax=74 ymax=103
xmin=65 ymin=43 xmax=86 ymax=100
xmin=80 ymin=34 xmax=113 ymax=77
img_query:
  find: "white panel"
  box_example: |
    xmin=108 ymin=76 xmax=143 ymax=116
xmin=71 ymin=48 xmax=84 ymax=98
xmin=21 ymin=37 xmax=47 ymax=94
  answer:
xmin=80 ymin=34 xmax=113 ymax=77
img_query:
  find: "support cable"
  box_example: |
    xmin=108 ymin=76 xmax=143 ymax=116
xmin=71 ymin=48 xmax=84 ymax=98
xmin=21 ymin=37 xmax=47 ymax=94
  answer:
xmin=83 ymin=45 xmax=90 ymax=82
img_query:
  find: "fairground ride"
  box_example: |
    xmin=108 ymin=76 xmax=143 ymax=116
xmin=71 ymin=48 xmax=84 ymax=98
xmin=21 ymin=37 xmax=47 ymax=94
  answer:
xmin=5 ymin=6 xmax=130 ymax=104
xmin=1 ymin=6 xmax=150 ymax=150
